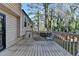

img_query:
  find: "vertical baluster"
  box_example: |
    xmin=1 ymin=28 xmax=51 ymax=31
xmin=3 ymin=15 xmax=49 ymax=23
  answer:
xmin=69 ymin=36 xmax=72 ymax=54
xmin=59 ymin=35 xmax=60 ymax=45
xmin=57 ymin=36 xmax=58 ymax=42
xmin=56 ymin=35 xmax=58 ymax=42
xmin=65 ymin=36 xmax=66 ymax=49
xmin=64 ymin=36 xmax=66 ymax=49
xmin=60 ymin=35 xmax=62 ymax=46
xmin=70 ymin=36 xmax=73 ymax=55
xmin=55 ymin=35 xmax=56 ymax=42
xmin=72 ymin=36 xmax=75 ymax=55
xmin=58 ymin=36 xmax=61 ymax=45
xmin=75 ymin=41 xmax=78 ymax=55
xmin=76 ymin=41 xmax=78 ymax=56
xmin=67 ymin=35 xmax=69 ymax=52
xmin=62 ymin=34 xmax=63 ymax=47
xmin=62 ymin=34 xmax=64 ymax=47
xmin=74 ymin=36 xmax=78 ymax=55
xmin=62 ymin=35 xmax=63 ymax=46
xmin=56 ymin=35 xmax=57 ymax=42
xmin=66 ymin=35 xmax=69 ymax=51
xmin=57 ymin=35 xmax=58 ymax=43
xmin=60 ymin=35 xmax=61 ymax=45
xmin=63 ymin=38 xmax=65 ymax=49
xmin=57 ymin=36 xmax=59 ymax=44
xmin=62 ymin=37 xmax=63 ymax=47
xmin=65 ymin=35 xmax=67 ymax=50
xmin=60 ymin=38 xmax=62 ymax=46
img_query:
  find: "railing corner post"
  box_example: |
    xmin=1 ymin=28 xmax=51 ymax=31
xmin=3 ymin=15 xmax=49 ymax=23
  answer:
xmin=76 ymin=41 xmax=79 ymax=56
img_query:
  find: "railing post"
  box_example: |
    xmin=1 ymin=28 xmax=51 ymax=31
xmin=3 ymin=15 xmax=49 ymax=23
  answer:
xmin=76 ymin=41 xmax=79 ymax=56
xmin=69 ymin=36 xmax=72 ymax=54
xmin=67 ymin=35 xmax=70 ymax=52
xmin=76 ymin=36 xmax=79 ymax=56
xmin=65 ymin=35 xmax=67 ymax=50
xmin=61 ymin=37 xmax=63 ymax=47
xmin=72 ymin=36 xmax=74 ymax=55
xmin=63 ymin=39 xmax=65 ymax=49
xmin=66 ymin=35 xmax=68 ymax=51
xmin=60 ymin=35 xmax=62 ymax=45
xmin=53 ymin=32 xmax=79 ymax=56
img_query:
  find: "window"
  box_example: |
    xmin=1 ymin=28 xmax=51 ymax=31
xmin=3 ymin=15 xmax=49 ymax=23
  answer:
xmin=29 ymin=34 xmax=30 ymax=38
xmin=24 ymin=18 xmax=27 ymax=27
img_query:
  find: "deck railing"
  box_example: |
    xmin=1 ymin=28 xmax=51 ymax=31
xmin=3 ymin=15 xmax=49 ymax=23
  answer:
xmin=53 ymin=32 xmax=79 ymax=56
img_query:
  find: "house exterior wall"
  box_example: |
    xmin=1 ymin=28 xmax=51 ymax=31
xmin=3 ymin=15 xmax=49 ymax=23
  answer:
xmin=26 ymin=18 xmax=33 ymax=39
xmin=20 ymin=10 xmax=26 ymax=37
xmin=21 ymin=10 xmax=33 ymax=40
xmin=0 ymin=3 xmax=21 ymax=48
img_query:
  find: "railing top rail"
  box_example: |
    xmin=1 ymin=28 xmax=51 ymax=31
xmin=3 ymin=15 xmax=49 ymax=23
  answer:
xmin=52 ymin=31 xmax=79 ymax=36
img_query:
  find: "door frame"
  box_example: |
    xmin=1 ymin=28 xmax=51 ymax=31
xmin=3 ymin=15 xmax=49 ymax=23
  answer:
xmin=0 ymin=13 xmax=6 ymax=51
xmin=17 ymin=18 xmax=20 ymax=38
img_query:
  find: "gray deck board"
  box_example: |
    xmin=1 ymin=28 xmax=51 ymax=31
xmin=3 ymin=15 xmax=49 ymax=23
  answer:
xmin=0 ymin=39 xmax=71 ymax=56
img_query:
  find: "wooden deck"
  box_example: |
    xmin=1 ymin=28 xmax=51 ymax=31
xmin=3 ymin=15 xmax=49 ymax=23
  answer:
xmin=0 ymin=39 xmax=72 ymax=56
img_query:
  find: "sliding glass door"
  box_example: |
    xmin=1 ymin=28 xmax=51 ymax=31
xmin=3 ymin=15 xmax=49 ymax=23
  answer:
xmin=0 ymin=15 xmax=3 ymax=50
xmin=0 ymin=13 xmax=6 ymax=51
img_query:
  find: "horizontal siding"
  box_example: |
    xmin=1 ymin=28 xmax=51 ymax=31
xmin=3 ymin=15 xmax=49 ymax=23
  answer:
xmin=6 ymin=13 xmax=18 ymax=48
xmin=6 ymin=14 xmax=17 ymax=42
xmin=26 ymin=17 xmax=33 ymax=31
xmin=20 ymin=11 xmax=26 ymax=36
xmin=0 ymin=8 xmax=18 ymax=48
xmin=20 ymin=11 xmax=33 ymax=39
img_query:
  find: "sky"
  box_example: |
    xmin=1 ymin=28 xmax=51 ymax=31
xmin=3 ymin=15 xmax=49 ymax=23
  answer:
xmin=22 ymin=3 xmax=79 ymax=21
xmin=22 ymin=3 xmax=38 ymax=21
xmin=21 ymin=3 xmax=69 ymax=21
xmin=21 ymin=3 xmax=71 ymax=15
xmin=21 ymin=3 xmax=46 ymax=31
xmin=21 ymin=3 xmax=79 ymax=31
xmin=22 ymin=3 xmax=30 ymax=14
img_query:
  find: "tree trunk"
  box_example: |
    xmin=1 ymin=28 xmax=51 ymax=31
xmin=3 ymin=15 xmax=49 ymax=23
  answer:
xmin=43 ymin=3 xmax=49 ymax=31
